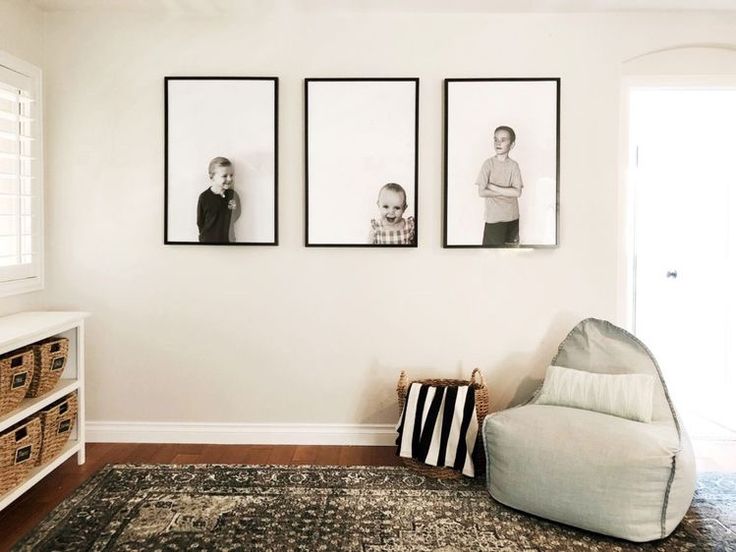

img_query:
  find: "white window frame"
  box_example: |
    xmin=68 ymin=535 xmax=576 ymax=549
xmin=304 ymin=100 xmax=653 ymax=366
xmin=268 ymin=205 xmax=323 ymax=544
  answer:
xmin=0 ymin=50 xmax=43 ymax=298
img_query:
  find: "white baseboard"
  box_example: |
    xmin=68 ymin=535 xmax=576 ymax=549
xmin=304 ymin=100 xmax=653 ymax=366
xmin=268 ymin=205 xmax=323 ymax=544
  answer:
xmin=86 ymin=421 xmax=397 ymax=446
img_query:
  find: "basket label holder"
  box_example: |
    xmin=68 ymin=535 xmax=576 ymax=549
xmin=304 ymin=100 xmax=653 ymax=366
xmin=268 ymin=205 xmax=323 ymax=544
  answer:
xmin=13 ymin=426 xmax=32 ymax=464
xmin=58 ymin=419 xmax=72 ymax=434
xmin=14 ymin=445 xmax=32 ymax=465
xmin=10 ymin=371 xmax=28 ymax=390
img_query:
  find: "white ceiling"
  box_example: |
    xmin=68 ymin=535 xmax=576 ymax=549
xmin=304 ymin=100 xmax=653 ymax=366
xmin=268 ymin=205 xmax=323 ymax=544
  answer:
xmin=30 ymin=0 xmax=736 ymax=13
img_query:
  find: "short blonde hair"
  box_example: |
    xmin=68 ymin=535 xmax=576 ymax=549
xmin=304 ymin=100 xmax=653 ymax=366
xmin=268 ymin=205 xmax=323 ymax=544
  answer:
xmin=208 ymin=156 xmax=232 ymax=178
xmin=378 ymin=182 xmax=407 ymax=208
xmin=494 ymin=126 xmax=516 ymax=143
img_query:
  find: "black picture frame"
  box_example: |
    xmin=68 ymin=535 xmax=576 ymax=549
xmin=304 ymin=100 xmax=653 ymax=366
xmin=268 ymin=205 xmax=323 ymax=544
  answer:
xmin=443 ymin=78 xmax=560 ymax=249
xmin=164 ymin=76 xmax=278 ymax=246
xmin=305 ymin=78 xmax=419 ymax=247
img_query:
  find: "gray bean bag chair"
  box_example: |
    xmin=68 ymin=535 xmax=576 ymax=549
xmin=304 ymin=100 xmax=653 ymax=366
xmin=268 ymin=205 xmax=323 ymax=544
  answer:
xmin=482 ymin=318 xmax=696 ymax=542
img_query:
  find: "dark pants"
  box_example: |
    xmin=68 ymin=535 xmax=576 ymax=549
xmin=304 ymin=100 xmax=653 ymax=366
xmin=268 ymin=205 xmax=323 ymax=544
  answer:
xmin=482 ymin=219 xmax=519 ymax=248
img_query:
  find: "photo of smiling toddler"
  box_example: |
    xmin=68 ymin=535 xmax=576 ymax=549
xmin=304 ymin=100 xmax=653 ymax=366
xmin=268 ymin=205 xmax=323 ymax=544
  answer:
xmin=368 ymin=183 xmax=416 ymax=245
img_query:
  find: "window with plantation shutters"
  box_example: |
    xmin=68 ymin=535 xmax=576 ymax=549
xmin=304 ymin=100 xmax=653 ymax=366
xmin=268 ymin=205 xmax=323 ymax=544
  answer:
xmin=0 ymin=53 xmax=42 ymax=297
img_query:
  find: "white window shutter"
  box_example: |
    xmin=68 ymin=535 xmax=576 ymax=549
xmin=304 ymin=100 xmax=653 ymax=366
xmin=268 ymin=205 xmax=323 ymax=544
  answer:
xmin=0 ymin=53 xmax=43 ymax=296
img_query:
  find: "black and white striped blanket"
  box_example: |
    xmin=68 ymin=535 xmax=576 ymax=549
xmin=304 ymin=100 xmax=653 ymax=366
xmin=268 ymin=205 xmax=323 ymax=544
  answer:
xmin=396 ymin=383 xmax=479 ymax=477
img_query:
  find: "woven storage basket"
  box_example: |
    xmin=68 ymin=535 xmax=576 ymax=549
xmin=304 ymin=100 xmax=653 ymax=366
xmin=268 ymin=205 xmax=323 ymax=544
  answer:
xmin=0 ymin=348 xmax=33 ymax=415
xmin=0 ymin=416 xmax=41 ymax=496
xmin=27 ymin=337 xmax=69 ymax=398
xmin=37 ymin=391 xmax=78 ymax=466
xmin=396 ymin=368 xmax=489 ymax=479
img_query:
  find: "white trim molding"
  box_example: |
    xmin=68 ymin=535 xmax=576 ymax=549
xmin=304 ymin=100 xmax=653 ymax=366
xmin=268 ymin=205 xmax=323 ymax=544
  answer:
xmin=87 ymin=421 xmax=397 ymax=446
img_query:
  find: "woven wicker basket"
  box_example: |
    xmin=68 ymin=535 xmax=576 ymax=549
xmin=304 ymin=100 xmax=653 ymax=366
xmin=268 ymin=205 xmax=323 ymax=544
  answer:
xmin=27 ymin=337 xmax=69 ymax=398
xmin=0 ymin=348 xmax=34 ymax=416
xmin=396 ymin=368 xmax=489 ymax=479
xmin=0 ymin=416 xmax=41 ymax=496
xmin=38 ymin=392 xmax=78 ymax=466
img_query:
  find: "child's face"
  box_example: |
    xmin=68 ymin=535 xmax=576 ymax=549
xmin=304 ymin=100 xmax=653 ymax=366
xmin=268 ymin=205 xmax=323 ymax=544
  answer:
xmin=377 ymin=189 xmax=407 ymax=225
xmin=493 ymin=129 xmax=514 ymax=156
xmin=210 ymin=165 xmax=234 ymax=193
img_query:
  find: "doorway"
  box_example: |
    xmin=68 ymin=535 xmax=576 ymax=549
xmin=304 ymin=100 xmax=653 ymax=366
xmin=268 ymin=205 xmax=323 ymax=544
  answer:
xmin=628 ymin=85 xmax=736 ymax=436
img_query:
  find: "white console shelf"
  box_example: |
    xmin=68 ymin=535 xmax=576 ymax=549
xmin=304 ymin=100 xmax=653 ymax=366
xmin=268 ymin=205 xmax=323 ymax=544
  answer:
xmin=0 ymin=311 xmax=89 ymax=512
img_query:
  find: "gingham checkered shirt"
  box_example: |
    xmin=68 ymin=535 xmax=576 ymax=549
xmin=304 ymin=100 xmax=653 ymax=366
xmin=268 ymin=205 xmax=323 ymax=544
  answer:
xmin=370 ymin=216 xmax=415 ymax=245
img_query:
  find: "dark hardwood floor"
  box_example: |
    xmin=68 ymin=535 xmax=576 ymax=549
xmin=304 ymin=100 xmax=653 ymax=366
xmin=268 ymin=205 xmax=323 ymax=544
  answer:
xmin=0 ymin=443 xmax=401 ymax=551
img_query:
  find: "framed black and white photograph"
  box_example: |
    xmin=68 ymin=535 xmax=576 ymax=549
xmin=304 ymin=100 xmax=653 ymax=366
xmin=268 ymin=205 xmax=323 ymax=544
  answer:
xmin=165 ymin=77 xmax=278 ymax=245
xmin=444 ymin=78 xmax=560 ymax=248
xmin=305 ymin=78 xmax=419 ymax=247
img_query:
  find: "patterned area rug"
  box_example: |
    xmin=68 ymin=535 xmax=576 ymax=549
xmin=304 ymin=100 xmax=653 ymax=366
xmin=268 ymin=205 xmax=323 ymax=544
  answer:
xmin=13 ymin=465 xmax=736 ymax=551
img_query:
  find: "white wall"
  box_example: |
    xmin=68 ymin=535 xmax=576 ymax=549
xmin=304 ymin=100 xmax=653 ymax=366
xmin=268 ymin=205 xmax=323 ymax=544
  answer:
xmin=0 ymin=0 xmax=45 ymax=317
xmin=33 ymin=5 xmax=736 ymax=430
xmin=0 ymin=0 xmax=44 ymax=69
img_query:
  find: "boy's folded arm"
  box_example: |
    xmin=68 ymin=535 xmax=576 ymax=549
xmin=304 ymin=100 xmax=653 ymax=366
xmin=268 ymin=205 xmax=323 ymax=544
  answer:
xmin=487 ymin=183 xmax=521 ymax=197
xmin=477 ymin=186 xmax=498 ymax=198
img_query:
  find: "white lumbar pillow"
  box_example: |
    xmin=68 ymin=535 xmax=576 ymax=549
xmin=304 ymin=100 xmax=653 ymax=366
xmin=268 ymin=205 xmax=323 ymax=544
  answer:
xmin=535 ymin=365 xmax=655 ymax=423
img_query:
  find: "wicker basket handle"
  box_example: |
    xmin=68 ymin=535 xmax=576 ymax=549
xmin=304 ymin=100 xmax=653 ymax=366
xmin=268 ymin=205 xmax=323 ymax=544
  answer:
xmin=396 ymin=370 xmax=409 ymax=397
xmin=15 ymin=425 xmax=28 ymax=442
xmin=396 ymin=370 xmax=409 ymax=408
xmin=470 ymin=368 xmax=485 ymax=388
